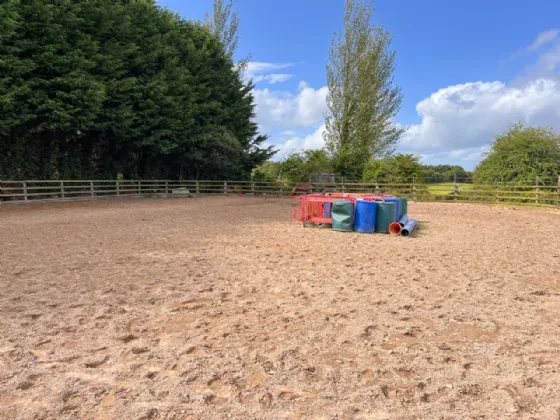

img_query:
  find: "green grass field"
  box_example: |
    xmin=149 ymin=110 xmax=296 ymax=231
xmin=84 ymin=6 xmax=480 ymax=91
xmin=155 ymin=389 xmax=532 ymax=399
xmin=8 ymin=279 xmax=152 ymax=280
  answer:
xmin=425 ymin=182 xmax=471 ymax=196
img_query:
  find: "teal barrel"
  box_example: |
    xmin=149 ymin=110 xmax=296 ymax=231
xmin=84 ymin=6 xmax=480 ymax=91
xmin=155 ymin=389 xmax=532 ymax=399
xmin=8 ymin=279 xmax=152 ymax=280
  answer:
xmin=354 ymin=200 xmax=377 ymax=233
xmin=331 ymin=200 xmax=354 ymax=232
xmin=400 ymin=198 xmax=408 ymax=217
xmin=383 ymin=197 xmax=401 ymax=222
xmin=375 ymin=202 xmax=396 ymax=233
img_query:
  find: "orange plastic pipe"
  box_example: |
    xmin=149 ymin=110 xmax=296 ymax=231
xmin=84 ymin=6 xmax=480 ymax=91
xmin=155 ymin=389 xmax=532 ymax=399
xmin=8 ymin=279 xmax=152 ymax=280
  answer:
xmin=388 ymin=222 xmax=402 ymax=236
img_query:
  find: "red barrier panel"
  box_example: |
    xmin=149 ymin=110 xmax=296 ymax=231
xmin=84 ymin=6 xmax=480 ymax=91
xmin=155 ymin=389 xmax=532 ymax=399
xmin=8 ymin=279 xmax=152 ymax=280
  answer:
xmin=294 ymin=194 xmax=356 ymax=224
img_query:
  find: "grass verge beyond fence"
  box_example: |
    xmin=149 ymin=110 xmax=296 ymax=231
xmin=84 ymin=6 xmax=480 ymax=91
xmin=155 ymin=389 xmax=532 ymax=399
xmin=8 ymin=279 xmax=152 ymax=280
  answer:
xmin=1 ymin=179 xmax=559 ymax=208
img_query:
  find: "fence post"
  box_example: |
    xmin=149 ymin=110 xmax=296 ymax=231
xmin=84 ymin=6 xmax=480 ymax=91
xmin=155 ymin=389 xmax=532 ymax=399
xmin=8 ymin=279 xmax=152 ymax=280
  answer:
xmin=137 ymin=181 xmax=141 ymax=195
xmin=90 ymin=181 xmax=94 ymax=197
xmin=23 ymin=181 xmax=28 ymax=201
xmin=453 ymin=174 xmax=458 ymax=201
xmin=116 ymin=181 xmax=120 ymax=196
xmin=412 ymin=177 xmax=417 ymax=202
xmin=60 ymin=181 xmax=65 ymax=199
xmin=196 ymin=180 xmax=200 ymax=195
xmin=341 ymin=176 xmax=345 ymax=193
xmin=223 ymin=181 xmax=227 ymax=195
xmin=164 ymin=180 xmax=168 ymax=195
xmin=536 ymin=176 xmax=540 ymax=205
xmin=251 ymin=179 xmax=255 ymax=196
xmin=557 ymin=176 xmax=560 ymax=208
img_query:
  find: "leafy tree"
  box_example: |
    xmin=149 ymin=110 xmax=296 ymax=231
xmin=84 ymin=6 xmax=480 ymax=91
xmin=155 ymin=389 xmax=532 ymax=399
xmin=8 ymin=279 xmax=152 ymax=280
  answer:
xmin=204 ymin=0 xmax=239 ymax=57
xmin=0 ymin=0 xmax=106 ymax=179
xmin=363 ymin=154 xmax=422 ymax=183
xmin=252 ymin=161 xmax=282 ymax=182
xmin=421 ymin=164 xmax=471 ymax=183
xmin=204 ymin=0 xmax=249 ymax=71
xmin=474 ymin=123 xmax=560 ymax=184
xmin=280 ymin=150 xmax=333 ymax=183
xmin=324 ymin=0 xmax=403 ymax=177
xmin=0 ymin=0 xmax=272 ymax=180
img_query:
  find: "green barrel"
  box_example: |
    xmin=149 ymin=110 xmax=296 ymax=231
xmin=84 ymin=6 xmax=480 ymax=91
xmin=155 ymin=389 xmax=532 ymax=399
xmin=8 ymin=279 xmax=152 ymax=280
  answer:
xmin=400 ymin=198 xmax=408 ymax=217
xmin=375 ymin=202 xmax=396 ymax=233
xmin=331 ymin=200 xmax=354 ymax=232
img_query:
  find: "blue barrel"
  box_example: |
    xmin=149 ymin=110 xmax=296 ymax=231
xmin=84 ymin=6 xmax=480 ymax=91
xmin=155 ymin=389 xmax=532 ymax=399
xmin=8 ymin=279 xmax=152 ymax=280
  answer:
xmin=383 ymin=197 xmax=401 ymax=221
xmin=354 ymin=200 xmax=377 ymax=233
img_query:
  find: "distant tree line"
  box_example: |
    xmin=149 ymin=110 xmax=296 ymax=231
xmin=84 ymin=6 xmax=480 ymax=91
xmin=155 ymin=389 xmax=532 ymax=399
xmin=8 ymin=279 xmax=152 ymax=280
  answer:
xmin=0 ymin=0 xmax=273 ymax=180
xmin=253 ymin=152 xmax=472 ymax=184
xmin=421 ymin=165 xmax=471 ymax=183
xmin=254 ymin=123 xmax=560 ymax=185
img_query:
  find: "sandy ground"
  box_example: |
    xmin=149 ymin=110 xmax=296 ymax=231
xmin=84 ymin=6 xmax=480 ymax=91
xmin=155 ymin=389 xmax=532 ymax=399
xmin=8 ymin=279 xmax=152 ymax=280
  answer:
xmin=1 ymin=197 xmax=560 ymax=420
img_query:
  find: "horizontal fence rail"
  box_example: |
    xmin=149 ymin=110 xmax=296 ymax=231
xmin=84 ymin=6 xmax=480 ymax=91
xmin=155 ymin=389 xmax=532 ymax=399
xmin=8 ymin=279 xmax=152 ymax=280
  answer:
xmin=1 ymin=179 xmax=559 ymax=207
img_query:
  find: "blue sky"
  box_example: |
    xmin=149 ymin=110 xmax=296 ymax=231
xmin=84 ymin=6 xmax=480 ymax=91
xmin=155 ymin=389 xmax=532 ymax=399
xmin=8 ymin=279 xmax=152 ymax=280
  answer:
xmin=159 ymin=0 xmax=560 ymax=169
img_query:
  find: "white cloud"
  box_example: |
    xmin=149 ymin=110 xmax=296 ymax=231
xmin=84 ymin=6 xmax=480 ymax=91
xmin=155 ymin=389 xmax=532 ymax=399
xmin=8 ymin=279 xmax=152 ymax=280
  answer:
xmin=515 ymin=36 xmax=560 ymax=83
xmin=403 ymin=30 xmax=560 ymax=169
xmin=419 ymin=146 xmax=489 ymax=167
xmin=270 ymin=125 xmax=327 ymax=159
xmin=509 ymin=29 xmax=560 ymax=61
xmin=245 ymin=62 xmax=294 ymax=85
xmin=253 ymin=73 xmax=293 ymax=84
xmin=253 ymin=82 xmax=328 ymax=130
xmin=399 ymin=79 xmax=560 ymax=167
xmin=526 ymin=29 xmax=559 ymax=52
xmin=246 ymin=62 xmax=293 ymax=74
xmin=532 ymin=42 xmax=560 ymax=77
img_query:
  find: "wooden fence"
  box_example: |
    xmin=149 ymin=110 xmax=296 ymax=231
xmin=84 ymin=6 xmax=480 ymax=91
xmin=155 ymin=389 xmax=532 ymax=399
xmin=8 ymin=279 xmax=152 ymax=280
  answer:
xmin=1 ymin=179 xmax=559 ymax=207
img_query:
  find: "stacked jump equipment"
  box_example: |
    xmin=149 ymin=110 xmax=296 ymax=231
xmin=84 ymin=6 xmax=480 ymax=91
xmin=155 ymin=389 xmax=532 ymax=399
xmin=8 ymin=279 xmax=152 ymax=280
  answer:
xmin=293 ymin=193 xmax=417 ymax=237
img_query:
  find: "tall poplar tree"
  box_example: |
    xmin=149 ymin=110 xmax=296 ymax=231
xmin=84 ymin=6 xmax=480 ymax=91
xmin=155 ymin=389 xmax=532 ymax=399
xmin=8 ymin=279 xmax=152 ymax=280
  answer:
xmin=324 ymin=0 xmax=403 ymax=178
